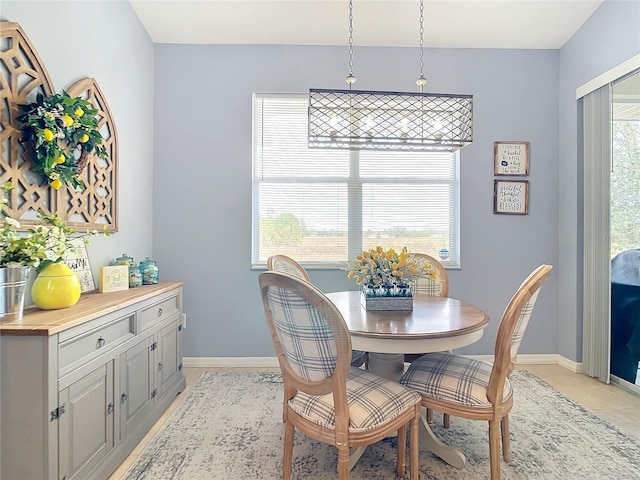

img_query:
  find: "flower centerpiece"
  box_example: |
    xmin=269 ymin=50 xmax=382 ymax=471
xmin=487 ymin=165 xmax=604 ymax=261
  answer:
xmin=345 ymin=246 xmax=438 ymax=311
xmin=16 ymin=92 xmax=108 ymax=192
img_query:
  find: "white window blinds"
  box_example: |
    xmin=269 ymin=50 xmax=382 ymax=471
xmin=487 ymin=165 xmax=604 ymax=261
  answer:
xmin=252 ymin=93 xmax=459 ymax=267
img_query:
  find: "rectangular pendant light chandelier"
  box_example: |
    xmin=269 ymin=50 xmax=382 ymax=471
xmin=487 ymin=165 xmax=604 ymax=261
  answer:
xmin=308 ymin=0 xmax=473 ymax=152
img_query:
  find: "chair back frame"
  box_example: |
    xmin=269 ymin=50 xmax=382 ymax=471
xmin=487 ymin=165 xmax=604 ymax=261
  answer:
xmin=412 ymin=253 xmax=449 ymax=297
xmin=487 ymin=264 xmax=553 ymax=408
xmin=267 ymin=255 xmax=311 ymax=282
xmin=259 ymin=271 xmax=352 ymax=420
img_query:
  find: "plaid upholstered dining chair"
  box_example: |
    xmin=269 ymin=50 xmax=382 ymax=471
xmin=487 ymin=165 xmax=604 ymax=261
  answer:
xmin=400 ymin=264 xmax=552 ymax=480
xmin=267 ymin=255 xmax=368 ymax=369
xmin=405 ymin=253 xmax=451 ymax=427
xmin=259 ymin=271 xmax=422 ymax=480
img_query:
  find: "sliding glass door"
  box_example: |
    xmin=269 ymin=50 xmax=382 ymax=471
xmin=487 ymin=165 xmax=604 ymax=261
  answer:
xmin=610 ymin=70 xmax=640 ymax=387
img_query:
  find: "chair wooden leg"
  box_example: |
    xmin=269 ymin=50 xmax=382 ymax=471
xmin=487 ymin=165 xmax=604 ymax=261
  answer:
xmin=410 ymin=407 xmax=420 ymax=479
xmin=283 ymin=421 xmax=294 ymax=480
xmin=443 ymin=413 xmax=450 ymax=429
xmin=501 ymin=414 xmax=511 ymax=463
xmin=397 ymin=424 xmax=407 ymax=477
xmin=488 ymin=420 xmax=501 ymax=480
xmin=426 ymin=408 xmax=434 ymax=424
xmin=337 ymin=444 xmax=350 ymax=480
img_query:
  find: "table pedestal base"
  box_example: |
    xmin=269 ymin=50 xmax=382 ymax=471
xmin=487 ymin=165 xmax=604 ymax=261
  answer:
xmin=367 ymin=353 xmax=404 ymax=380
xmin=419 ymin=412 xmax=466 ymax=469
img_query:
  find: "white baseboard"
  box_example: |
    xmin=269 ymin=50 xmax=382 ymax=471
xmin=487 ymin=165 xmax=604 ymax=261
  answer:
xmin=184 ymin=357 xmax=280 ymax=368
xmin=184 ymin=354 xmax=583 ymax=372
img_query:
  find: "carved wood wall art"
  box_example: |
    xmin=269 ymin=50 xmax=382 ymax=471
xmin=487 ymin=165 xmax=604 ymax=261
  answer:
xmin=66 ymin=78 xmax=118 ymax=232
xmin=0 ymin=21 xmax=119 ymax=231
xmin=0 ymin=21 xmax=56 ymax=225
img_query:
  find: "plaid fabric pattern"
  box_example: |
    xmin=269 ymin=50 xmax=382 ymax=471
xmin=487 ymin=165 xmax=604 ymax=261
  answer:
xmin=289 ymin=367 xmax=420 ymax=432
xmin=510 ymin=289 xmax=541 ymax=362
xmin=412 ymin=276 xmax=444 ymax=296
xmin=400 ymin=352 xmax=513 ymax=408
xmin=267 ymin=285 xmax=337 ymax=382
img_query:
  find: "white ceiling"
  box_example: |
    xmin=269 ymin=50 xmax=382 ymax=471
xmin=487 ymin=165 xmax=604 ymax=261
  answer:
xmin=129 ymin=0 xmax=603 ymax=49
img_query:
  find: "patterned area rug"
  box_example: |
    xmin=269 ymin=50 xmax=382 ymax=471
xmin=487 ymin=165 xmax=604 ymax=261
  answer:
xmin=122 ymin=370 xmax=640 ymax=480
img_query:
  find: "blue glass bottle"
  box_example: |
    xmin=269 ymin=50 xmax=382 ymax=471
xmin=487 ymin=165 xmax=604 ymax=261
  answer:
xmin=139 ymin=257 xmax=159 ymax=285
xmin=115 ymin=253 xmax=142 ymax=288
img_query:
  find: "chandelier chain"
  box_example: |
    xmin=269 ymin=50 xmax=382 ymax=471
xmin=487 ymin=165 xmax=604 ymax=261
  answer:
xmin=347 ymin=0 xmax=355 ymax=86
xmin=419 ymin=0 xmax=424 ymax=75
xmin=416 ymin=0 xmax=427 ymax=91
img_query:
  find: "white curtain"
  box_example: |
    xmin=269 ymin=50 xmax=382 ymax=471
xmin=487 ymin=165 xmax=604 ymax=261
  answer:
xmin=582 ymin=84 xmax=612 ymax=383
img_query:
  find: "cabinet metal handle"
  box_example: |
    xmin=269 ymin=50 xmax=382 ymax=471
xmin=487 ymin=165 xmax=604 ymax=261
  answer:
xmin=107 ymin=403 xmax=114 ymax=415
xmin=121 ymin=392 xmax=128 ymax=403
xmin=157 ymin=308 xmax=163 ymax=317
xmin=97 ymin=337 xmax=106 ymax=348
xmin=158 ymin=362 xmax=163 ymax=371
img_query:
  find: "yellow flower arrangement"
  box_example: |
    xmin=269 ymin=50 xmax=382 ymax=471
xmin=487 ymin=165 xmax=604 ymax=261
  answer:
xmin=345 ymin=246 xmax=437 ymax=292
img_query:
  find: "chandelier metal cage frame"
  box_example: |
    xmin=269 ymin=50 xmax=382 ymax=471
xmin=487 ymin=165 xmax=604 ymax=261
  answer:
xmin=308 ymin=88 xmax=473 ymax=151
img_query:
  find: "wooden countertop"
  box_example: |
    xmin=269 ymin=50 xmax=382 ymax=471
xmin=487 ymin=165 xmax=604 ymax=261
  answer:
xmin=0 ymin=281 xmax=185 ymax=336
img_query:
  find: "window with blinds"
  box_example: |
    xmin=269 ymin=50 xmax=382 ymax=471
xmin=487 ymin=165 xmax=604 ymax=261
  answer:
xmin=252 ymin=93 xmax=460 ymax=267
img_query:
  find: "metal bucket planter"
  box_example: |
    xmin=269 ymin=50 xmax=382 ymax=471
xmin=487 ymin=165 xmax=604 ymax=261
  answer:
xmin=0 ymin=266 xmax=30 ymax=321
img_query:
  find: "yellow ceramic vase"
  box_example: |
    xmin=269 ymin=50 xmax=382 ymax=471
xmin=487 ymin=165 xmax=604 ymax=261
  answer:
xmin=31 ymin=263 xmax=82 ymax=310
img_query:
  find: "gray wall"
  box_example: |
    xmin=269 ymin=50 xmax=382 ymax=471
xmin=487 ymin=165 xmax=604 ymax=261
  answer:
xmin=1 ymin=1 xmax=155 ymax=275
xmin=557 ymin=0 xmax=640 ymax=362
xmin=154 ymin=44 xmax=559 ymax=357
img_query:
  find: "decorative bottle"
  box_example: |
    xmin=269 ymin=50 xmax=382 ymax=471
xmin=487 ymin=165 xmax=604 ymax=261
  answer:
xmin=115 ymin=253 xmax=142 ymax=288
xmin=139 ymin=257 xmax=159 ymax=285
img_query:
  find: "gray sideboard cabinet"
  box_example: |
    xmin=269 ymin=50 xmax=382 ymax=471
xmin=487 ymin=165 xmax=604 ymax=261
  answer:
xmin=0 ymin=281 xmax=186 ymax=480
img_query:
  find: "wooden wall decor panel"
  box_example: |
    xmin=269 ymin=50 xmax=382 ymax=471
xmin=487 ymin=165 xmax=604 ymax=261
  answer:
xmin=0 ymin=21 xmax=119 ymax=233
xmin=65 ymin=78 xmax=119 ymax=232
xmin=0 ymin=21 xmax=57 ymax=225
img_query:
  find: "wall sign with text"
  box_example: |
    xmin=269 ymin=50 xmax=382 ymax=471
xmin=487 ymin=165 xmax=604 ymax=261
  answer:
xmin=494 ymin=180 xmax=529 ymax=215
xmin=64 ymin=238 xmax=96 ymax=292
xmin=494 ymin=141 xmax=529 ymax=176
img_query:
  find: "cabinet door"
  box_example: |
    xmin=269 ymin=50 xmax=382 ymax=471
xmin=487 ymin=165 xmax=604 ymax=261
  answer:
xmin=120 ymin=335 xmax=154 ymax=437
xmin=156 ymin=318 xmax=182 ymax=398
xmin=58 ymin=362 xmax=114 ymax=480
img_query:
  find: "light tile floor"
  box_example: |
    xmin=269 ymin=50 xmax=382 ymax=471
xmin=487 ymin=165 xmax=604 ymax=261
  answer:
xmin=108 ymin=364 xmax=640 ymax=480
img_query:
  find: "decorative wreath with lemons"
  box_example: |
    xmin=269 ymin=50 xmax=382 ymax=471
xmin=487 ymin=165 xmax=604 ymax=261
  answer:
xmin=17 ymin=92 xmax=108 ymax=192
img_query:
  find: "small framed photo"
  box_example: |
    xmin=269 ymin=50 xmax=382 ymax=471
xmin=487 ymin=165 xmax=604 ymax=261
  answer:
xmin=65 ymin=238 xmax=96 ymax=292
xmin=494 ymin=180 xmax=529 ymax=215
xmin=494 ymin=141 xmax=529 ymax=176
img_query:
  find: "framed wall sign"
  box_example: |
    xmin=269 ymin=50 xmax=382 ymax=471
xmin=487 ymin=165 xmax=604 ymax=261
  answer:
xmin=494 ymin=180 xmax=529 ymax=215
xmin=64 ymin=238 xmax=96 ymax=292
xmin=494 ymin=141 xmax=529 ymax=176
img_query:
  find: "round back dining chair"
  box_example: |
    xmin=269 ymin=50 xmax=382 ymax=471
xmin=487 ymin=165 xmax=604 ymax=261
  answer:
xmin=411 ymin=253 xmax=449 ymax=297
xmin=405 ymin=253 xmax=451 ymax=426
xmin=259 ymin=271 xmax=421 ymax=480
xmin=267 ymin=254 xmax=368 ymax=369
xmin=400 ymin=264 xmax=553 ymax=480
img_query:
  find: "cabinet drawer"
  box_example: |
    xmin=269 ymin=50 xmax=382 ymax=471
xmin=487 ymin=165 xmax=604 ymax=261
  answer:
xmin=59 ymin=315 xmax=135 ymax=373
xmin=139 ymin=294 xmax=180 ymax=332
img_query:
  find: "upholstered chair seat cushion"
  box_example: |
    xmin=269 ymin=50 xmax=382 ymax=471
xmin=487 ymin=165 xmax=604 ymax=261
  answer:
xmin=400 ymin=352 xmax=513 ymax=408
xmin=289 ymin=366 xmax=420 ymax=432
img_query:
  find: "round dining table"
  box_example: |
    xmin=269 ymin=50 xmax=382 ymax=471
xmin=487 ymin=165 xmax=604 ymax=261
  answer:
xmin=325 ymin=290 xmax=490 ymax=470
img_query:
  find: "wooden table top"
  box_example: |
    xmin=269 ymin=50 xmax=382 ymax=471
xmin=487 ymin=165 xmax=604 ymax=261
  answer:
xmin=326 ymin=291 xmax=489 ymax=340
